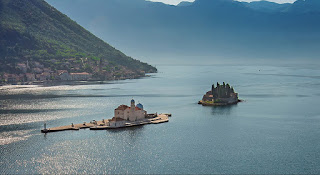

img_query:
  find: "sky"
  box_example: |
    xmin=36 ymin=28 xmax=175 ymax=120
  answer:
xmin=150 ymin=0 xmax=296 ymax=5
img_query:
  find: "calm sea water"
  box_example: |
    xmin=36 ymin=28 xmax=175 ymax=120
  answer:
xmin=1 ymin=64 xmax=320 ymax=174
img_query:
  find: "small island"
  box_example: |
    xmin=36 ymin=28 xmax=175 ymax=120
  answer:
xmin=41 ymin=99 xmax=170 ymax=133
xmin=198 ymin=82 xmax=241 ymax=106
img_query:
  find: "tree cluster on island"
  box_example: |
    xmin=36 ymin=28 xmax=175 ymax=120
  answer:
xmin=199 ymin=82 xmax=240 ymax=106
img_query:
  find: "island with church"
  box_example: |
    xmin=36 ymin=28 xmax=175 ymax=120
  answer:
xmin=41 ymin=99 xmax=170 ymax=133
xmin=198 ymin=82 xmax=241 ymax=106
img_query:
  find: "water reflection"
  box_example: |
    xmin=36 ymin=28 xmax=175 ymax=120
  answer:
xmin=244 ymin=73 xmax=320 ymax=79
xmin=0 ymin=109 xmax=68 ymax=114
xmin=108 ymin=125 xmax=145 ymax=139
xmin=207 ymin=104 xmax=237 ymax=116
xmin=0 ymin=129 xmax=35 ymax=145
xmin=0 ymin=93 xmax=194 ymax=100
xmin=43 ymin=133 xmax=47 ymax=140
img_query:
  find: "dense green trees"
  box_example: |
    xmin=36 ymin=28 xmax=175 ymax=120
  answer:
xmin=0 ymin=0 xmax=156 ymax=75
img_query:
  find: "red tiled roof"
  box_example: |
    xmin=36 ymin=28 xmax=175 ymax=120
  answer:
xmin=128 ymin=107 xmax=142 ymax=110
xmin=70 ymin=72 xmax=91 ymax=75
xmin=115 ymin=105 xmax=129 ymax=110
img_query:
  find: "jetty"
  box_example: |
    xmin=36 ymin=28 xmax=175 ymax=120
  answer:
xmin=41 ymin=113 xmax=169 ymax=133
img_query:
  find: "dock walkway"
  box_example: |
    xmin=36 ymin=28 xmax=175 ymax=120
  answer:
xmin=41 ymin=114 xmax=169 ymax=133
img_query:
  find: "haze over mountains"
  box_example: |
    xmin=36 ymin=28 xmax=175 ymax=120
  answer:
xmin=46 ymin=0 xmax=320 ymax=64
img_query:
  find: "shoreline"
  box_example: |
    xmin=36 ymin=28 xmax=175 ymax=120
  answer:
xmin=198 ymin=99 xmax=243 ymax=106
xmin=0 ymin=74 xmax=156 ymax=88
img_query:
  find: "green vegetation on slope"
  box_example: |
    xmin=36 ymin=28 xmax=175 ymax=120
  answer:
xmin=0 ymin=0 xmax=156 ymax=80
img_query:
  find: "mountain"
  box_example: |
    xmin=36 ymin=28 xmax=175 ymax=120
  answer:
xmin=177 ymin=1 xmax=193 ymax=6
xmin=244 ymin=1 xmax=291 ymax=13
xmin=288 ymin=0 xmax=320 ymax=13
xmin=245 ymin=0 xmax=320 ymax=13
xmin=45 ymin=0 xmax=320 ymax=64
xmin=0 ymin=0 xmax=156 ymax=81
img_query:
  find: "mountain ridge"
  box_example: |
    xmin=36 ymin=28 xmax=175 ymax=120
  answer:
xmin=0 ymin=0 xmax=156 ymax=83
xmin=45 ymin=0 xmax=320 ymax=64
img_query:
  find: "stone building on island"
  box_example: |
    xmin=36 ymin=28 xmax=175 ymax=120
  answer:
xmin=109 ymin=99 xmax=147 ymax=127
xmin=199 ymin=82 xmax=239 ymax=106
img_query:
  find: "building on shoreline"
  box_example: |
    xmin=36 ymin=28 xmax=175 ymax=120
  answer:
xmin=58 ymin=71 xmax=92 ymax=81
xmin=58 ymin=70 xmax=71 ymax=81
xmin=70 ymin=72 xmax=92 ymax=81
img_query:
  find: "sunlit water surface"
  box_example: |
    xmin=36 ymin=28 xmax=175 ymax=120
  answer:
xmin=0 ymin=65 xmax=320 ymax=174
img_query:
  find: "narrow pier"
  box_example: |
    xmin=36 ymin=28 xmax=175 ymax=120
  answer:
xmin=41 ymin=114 xmax=169 ymax=133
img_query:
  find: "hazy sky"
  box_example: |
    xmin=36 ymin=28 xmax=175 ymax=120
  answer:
xmin=150 ymin=0 xmax=296 ymax=5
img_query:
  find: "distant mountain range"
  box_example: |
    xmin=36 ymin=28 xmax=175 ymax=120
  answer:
xmin=177 ymin=1 xmax=193 ymax=6
xmin=45 ymin=0 xmax=320 ymax=64
xmin=243 ymin=1 xmax=292 ymax=13
xmin=244 ymin=0 xmax=320 ymax=13
xmin=0 ymin=0 xmax=156 ymax=80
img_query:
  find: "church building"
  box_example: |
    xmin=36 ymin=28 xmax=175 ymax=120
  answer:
xmin=114 ymin=99 xmax=147 ymax=122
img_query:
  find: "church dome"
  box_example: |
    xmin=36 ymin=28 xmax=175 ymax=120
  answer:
xmin=136 ymin=103 xmax=143 ymax=110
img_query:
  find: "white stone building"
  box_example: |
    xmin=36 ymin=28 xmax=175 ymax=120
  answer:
xmin=114 ymin=99 xmax=147 ymax=122
xmin=108 ymin=117 xmax=126 ymax=127
xmin=58 ymin=70 xmax=71 ymax=81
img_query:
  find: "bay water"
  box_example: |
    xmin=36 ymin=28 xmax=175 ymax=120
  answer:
xmin=0 ymin=64 xmax=320 ymax=174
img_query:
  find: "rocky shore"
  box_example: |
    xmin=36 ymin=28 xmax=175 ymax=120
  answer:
xmin=199 ymin=82 xmax=241 ymax=106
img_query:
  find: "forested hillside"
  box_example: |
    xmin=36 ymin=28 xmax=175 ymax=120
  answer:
xmin=0 ymin=0 xmax=156 ymax=82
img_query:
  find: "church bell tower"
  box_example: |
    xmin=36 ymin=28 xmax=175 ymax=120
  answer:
xmin=131 ymin=99 xmax=135 ymax=112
